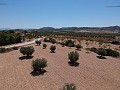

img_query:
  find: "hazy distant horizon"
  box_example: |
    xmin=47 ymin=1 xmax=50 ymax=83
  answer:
xmin=0 ymin=0 xmax=120 ymax=29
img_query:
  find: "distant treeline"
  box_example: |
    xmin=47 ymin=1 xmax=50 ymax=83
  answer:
xmin=0 ymin=31 xmax=22 ymax=46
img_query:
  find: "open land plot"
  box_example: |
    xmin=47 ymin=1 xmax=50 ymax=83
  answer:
xmin=0 ymin=42 xmax=120 ymax=90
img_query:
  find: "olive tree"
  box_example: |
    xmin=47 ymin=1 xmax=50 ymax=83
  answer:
xmin=20 ymin=46 xmax=35 ymax=57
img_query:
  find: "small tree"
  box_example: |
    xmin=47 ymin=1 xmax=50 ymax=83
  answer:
xmin=32 ymin=58 xmax=47 ymax=74
xmin=35 ymin=40 xmax=41 ymax=46
xmin=63 ymin=83 xmax=76 ymax=90
xmin=65 ymin=39 xmax=75 ymax=47
xmin=68 ymin=51 xmax=79 ymax=66
xmin=20 ymin=46 xmax=35 ymax=57
xmin=76 ymin=44 xmax=82 ymax=51
xmin=97 ymin=48 xmax=107 ymax=58
xmin=50 ymin=45 xmax=56 ymax=53
xmin=43 ymin=43 xmax=47 ymax=49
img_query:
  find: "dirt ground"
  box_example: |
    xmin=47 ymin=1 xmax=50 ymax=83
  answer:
xmin=0 ymin=42 xmax=120 ymax=90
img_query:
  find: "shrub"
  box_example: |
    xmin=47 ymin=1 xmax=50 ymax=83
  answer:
xmin=96 ymin=48 xmax=107 ymax=57
xmin=43 ymin=38 xmax=48 ymax=42
xmin=68 ymin=43 xmax=74 ymax=48
xmin=50 ymin=45 xmax=56 ymax=53
xmin=35 ymin=40 xmax=41 ymax=45
xmin=32 ymin=58 xmax=47 ymax=73
xmin=76 ymin=44 xmax=82 ymax=50
xmin=20 ymin=46 xmax=35 ymax=57
xmin=12 ymin=46 xmax=19 ymax=50
xmin=105 ymin=49 xmax=113 ymax=56
xmin=63 ymin=83 xmax=76 ymax=90
xmin=51 ymin=38 xmax=56 ymax=44
xmin=68 ymin=51 xmax=79 ymax=65
xmin=65 ymin=39 xmax=75 ymax=47
xmin=43 ymin=43 xmax=47 ymax=49
xmin=6 ymin=48 xmax=12 ymax=52
xmin=111 ymin=50 xmax=120 ymax=57
xmin=0 ymin=48 xmax=6 ymax=53
xmin=61 ymin=42 xmax=65 ymax=47
xmin=90 ymin=47 xmax=97 ymax=52
xmin=105 ymin=48 xmax=120 ymax=57
xmin=111 ymin=41 xmax=120 ymax=45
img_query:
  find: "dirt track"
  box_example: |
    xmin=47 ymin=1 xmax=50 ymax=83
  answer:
xmin=0 ymin=42 xmax=120 ymax=90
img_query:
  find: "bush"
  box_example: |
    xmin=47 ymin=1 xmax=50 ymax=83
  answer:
xmin=51 ymin=38 xmax=56 ymax=44
xmin=0 ymin=48 xmax=6 ymax=53
xmin=90 ymin=47 xmax=97 ymax=52
xmin=68 ymin=51 xmax=79 ymax=65
xmin=112 ymin=51 xmax=120 ymax=57
xmin=65 ymin=39 xmax=75 ymax=47
xmin=105 ymin=49 xmax=120 ymax=57
xmin=12 ymin=46 xmax=19 ymax=50
xmin=20 ymin=46 xmax=35 ymax=57
xmin=6 ymin=48 xmax=12 ymax=52
xmin=43 ymin=43 xmax=47 ymax=49
xmin=76 ymin=44 xmax=82 ymax=50
xmin=50 ymin=45 xmax=56 ymax=53
xmin=32 ymin=58 xmax=47 ymax=73
xmin=63 ymin=83 xmax=76 ymax=90
xmin=105 ymin=49 xmax=113 ymax=56
xmin=35 ymin=40 xmax=41 ymax=45
xmin=43 ymin=38 xmax=48 ymax=42
xmin=61 ymin=42 xmax=65 ymax=47
xmin=96 ymin=48 xmax=107 ymax=57
xmin=111 ymin=41 xmax=120 ymax=45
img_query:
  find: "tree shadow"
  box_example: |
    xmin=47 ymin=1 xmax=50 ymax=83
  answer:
xmin=30 ymin=69 xmax=47 ymax=76
xmin=19 ymin=56 xmax=33 ymax=60
xmin=68 ymin=61 xmax=79 ymax=67
xmin=50 ymin=51 xmax=56 ymax=53
xmin=97 ymin=56 xmax=107 ymax=59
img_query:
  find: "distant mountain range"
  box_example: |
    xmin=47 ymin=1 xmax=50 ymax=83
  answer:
xmin=0 ymin=26 xmax=120 ymax=33
xmin=34 ymin=26 xmax=120 ymax=33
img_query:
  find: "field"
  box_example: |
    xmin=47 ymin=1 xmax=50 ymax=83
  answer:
xmin=0 ymin=41 xmax=120 ymax=90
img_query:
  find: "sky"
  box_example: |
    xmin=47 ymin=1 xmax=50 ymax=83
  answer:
xmin=0 ymin=0 xmax=120 ymax=29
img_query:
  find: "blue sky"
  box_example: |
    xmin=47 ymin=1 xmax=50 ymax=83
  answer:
xmin=0 ymin=0 xmax=120 ymax=28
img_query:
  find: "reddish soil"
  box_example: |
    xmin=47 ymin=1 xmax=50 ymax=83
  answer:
xmin=0 ymin=42 xmax=120 ymax=90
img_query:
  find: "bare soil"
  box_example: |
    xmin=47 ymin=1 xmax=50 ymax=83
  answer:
xmin=0 ymin=42 xmax=120 ymax=90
